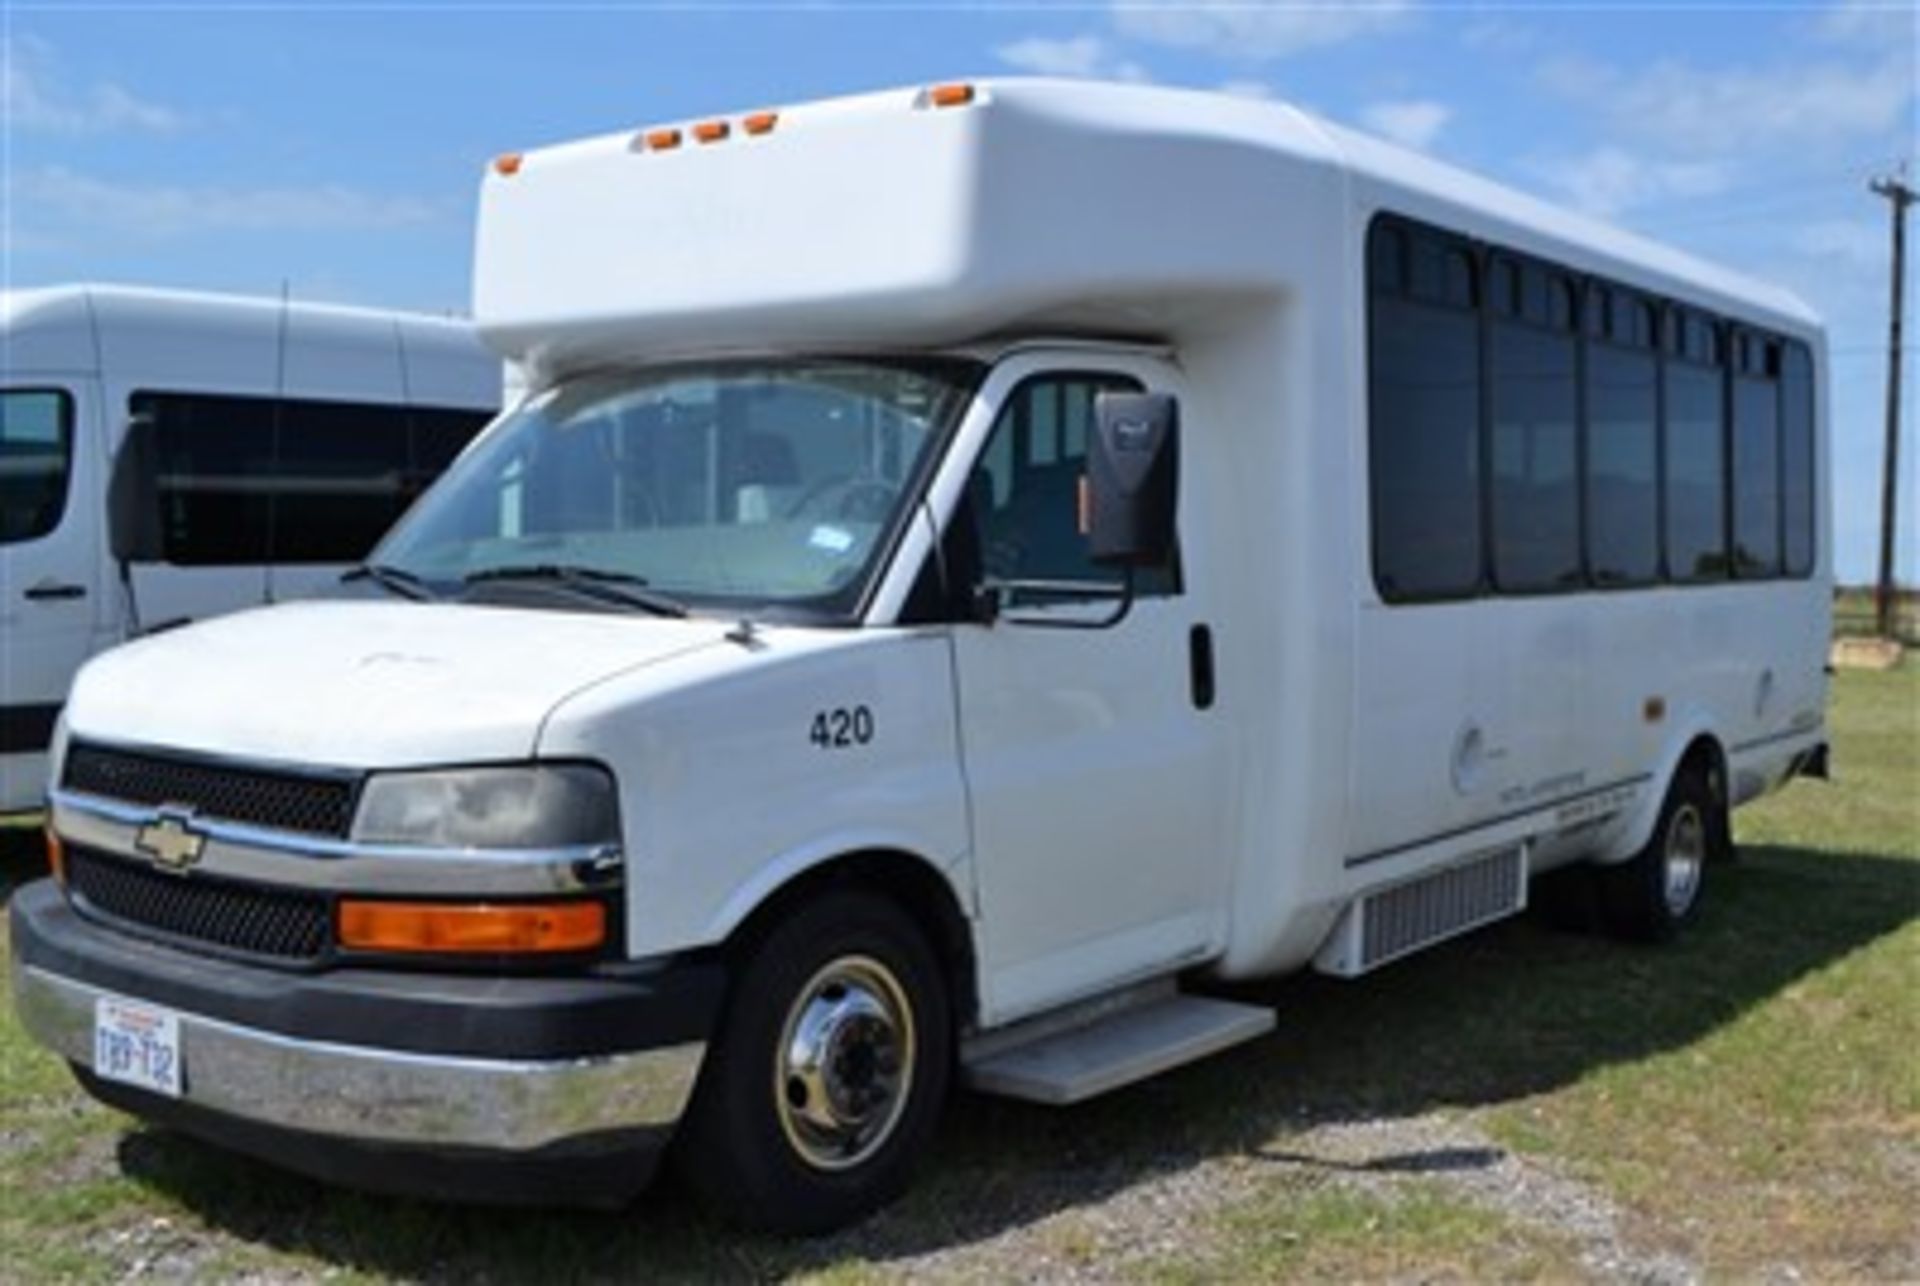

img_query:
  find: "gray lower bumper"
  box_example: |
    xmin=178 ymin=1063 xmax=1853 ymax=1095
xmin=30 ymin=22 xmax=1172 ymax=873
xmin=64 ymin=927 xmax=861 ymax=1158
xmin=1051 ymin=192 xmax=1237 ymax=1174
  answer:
xmin=13 ymin=961 xmax=704 ymax=1153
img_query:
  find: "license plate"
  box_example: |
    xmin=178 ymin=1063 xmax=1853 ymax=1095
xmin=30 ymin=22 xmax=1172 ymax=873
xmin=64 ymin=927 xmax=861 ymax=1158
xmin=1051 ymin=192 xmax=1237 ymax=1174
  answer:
xmin=93 ymin=996 xmax=182 ymax=1099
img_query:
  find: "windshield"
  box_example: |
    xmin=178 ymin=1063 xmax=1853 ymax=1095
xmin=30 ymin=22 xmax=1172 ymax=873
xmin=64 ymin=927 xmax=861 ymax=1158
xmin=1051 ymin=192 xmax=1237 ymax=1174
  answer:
xmin=372 ymin=358 xmax=979 ymax=619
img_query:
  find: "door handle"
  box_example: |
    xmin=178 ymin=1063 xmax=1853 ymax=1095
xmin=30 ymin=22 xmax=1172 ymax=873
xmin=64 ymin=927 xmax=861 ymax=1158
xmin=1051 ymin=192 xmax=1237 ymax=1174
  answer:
xmin=23 ymin=579 xmax=87 ymax=602
xmin=1189 ymin=623 xmax=1216 ymax=711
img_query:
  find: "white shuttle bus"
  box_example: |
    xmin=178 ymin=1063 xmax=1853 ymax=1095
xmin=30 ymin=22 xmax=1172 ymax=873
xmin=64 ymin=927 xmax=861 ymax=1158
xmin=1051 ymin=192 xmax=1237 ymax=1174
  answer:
xmin=0 ymin=286 xmax=499 ymax=817
xmin=10 ymin=83 xmax=1830 ymax=1231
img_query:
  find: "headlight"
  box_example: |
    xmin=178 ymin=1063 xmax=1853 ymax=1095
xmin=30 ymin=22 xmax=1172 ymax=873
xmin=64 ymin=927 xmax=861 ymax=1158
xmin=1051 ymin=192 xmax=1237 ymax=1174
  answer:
xmin=351 ymin=764 xmax=619 ymax=850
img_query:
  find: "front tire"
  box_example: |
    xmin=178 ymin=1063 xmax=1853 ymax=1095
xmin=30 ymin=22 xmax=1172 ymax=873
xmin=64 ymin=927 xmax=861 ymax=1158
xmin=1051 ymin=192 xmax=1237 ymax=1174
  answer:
xmin=675 ymin=889 xmax=951 ymax=1235
xmin=1599 ymin=766 xmax=1713 ymax=942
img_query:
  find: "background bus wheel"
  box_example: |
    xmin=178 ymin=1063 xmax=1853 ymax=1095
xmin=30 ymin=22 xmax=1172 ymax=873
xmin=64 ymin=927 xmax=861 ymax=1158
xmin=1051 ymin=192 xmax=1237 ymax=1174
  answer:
xmin=1599 ymin=766 xmax=1713 ymax=943
xmin=675 ymin=889 xmax=951 ymax=1235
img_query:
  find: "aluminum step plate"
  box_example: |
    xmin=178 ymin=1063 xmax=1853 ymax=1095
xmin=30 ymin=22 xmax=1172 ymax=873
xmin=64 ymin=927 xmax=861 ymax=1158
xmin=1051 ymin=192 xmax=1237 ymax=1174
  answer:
xmin=964 ymin=993 xmax=1274 ymax=1105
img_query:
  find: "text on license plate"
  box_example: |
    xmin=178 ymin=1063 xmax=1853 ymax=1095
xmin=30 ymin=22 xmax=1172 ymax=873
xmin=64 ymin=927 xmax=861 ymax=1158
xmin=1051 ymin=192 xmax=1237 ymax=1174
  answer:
xmin=93 ymin=995 xmax=182 ymax=1099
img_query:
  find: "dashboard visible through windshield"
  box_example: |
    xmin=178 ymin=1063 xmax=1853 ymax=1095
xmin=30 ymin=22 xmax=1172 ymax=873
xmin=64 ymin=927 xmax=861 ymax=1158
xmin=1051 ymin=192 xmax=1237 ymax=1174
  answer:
xmin=371 ymin=357 xmax=980 ymax=621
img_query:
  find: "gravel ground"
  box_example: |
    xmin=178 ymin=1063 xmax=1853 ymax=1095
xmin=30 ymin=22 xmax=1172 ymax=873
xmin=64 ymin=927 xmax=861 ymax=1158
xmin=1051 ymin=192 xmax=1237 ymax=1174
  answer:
xmin=807 ymin=1105 xmax=1700 ymax=1284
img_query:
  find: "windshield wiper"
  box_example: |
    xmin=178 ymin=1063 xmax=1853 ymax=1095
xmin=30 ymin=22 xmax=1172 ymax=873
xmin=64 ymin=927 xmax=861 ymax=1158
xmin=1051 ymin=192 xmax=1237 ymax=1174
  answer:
xmin=462 ymin=564 xmax=690 ymax=618
xmin=341 ymin=562 xmax=434 ymax=602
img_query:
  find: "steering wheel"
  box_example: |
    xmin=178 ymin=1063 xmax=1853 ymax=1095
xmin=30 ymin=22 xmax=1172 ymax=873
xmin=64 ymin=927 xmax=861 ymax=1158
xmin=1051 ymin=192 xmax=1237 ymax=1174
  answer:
xmin=785 ymin=475 xmax=898 ymax=523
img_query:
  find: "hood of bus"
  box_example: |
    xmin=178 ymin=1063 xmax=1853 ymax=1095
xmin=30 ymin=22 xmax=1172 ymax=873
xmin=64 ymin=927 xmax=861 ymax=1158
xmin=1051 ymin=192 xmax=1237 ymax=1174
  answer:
xmin=59 ymin=600 xmax=731 ymax=769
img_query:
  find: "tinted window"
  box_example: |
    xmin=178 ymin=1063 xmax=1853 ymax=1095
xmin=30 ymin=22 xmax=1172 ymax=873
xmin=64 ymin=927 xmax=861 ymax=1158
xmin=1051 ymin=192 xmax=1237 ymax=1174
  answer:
xmin=1585 ymin=342 xmax=1660 ymax=585
xmin=1781 ymin=342 xmax=1816 ymax=576
xmin=1664 ymin=362 xmax=1727 ymax=580
xmin=1369 ymin=222 xmax=1482 ymax=600
xmin=0 ymin=389 xmax=74 ymax=545
xmin=968 ymin=373 xmax=1177 ymax=602
xmin=1731 ymin=364 xmax=1781 ymax=577
xmin=1489 ymin=301 xmax=1580 ymax=591
xmin=131 ymin=392 xmax=491 ymax=566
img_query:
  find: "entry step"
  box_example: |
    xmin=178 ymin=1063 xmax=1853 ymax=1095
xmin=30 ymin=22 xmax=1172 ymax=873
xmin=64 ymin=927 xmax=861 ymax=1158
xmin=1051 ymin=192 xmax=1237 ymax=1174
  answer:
xmin=964 ymin=992 xmax=1274 ymax=1105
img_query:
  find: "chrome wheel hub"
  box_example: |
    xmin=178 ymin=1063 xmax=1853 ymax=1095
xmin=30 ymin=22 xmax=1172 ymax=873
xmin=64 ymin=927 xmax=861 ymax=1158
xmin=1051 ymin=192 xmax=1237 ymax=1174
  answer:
xmin=775 ymin=955 xmax=915 ymax=1171
xmin=1663 ymin=802 xmax=1706 ymax=917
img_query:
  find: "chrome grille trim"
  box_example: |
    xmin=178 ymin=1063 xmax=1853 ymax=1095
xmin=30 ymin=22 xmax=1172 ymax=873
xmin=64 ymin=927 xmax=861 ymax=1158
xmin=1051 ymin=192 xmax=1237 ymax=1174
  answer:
xmin=62 ymin=741 xmax=358 ymax=838
xmin=50 ymin=789 xmax=622 ymax=897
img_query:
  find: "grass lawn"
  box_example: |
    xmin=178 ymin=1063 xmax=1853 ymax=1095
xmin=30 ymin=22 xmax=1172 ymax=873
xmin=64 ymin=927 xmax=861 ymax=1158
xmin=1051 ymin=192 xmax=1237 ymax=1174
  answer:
xmin=1 ymin=668 xmax=1915 ymax=1282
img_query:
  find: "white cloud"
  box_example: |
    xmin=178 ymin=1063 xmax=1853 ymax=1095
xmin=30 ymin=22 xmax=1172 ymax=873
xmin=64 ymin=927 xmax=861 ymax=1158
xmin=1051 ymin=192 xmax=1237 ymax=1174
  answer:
xmin=1527 ymin=146 xmax=1733 ymax=219
xmin=1217 ymin=79 xmax=1275 ymax=100
xmin=995 ymin=34 xmax=1150 ymax=83
xmin=1 ymin=37 xmax=185 ymax=133
xmin=1789 ymin=217 xmax=1886 ymax=271
xmin=1815 ymin=2 xmax=1919 ymax=46
xmin=1540 ymin=52 xmax=1914 ymax=154
xmin=1115 ymin=0 xmax=1415 ymax=61
xmin=1358 ymin=98 xmax=1450 ymax=149
xmin=15 ymin=167 xmax=442 ymax=239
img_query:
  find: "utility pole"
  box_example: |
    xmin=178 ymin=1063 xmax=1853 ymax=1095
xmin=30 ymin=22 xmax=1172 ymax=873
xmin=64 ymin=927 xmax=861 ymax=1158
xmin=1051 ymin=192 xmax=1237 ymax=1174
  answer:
xmin=1869 ymin=170 xmax=1914 ymax=640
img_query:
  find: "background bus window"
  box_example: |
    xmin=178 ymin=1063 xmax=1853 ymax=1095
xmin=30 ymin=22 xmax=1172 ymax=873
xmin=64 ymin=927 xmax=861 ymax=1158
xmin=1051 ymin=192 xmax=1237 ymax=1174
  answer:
xmin=0 ymin=389 xmax=74 ymax=545
xmin=132 ymin=391 xmax=490 ymax=565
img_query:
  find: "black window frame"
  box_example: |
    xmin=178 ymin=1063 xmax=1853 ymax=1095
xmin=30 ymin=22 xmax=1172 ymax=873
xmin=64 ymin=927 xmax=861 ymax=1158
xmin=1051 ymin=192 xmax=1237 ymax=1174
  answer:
xmin=1366 ymin=210 xmax=1819 ymax=605
xmin=0 ymin=386 xmax=76 ymax=547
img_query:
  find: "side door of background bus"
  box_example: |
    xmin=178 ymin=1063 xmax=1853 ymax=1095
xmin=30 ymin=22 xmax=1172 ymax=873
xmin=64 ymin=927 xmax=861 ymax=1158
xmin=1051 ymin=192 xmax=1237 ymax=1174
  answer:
xmin=0 ymin=380 xmax=107 ymax=812
xmin=942 ymin=353 xmax=1233 ymax=1022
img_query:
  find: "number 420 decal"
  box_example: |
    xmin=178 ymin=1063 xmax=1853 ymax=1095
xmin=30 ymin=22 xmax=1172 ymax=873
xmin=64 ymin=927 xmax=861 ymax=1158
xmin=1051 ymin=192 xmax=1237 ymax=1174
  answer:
xmin=809 ymin=705 xmax=874 ymax=749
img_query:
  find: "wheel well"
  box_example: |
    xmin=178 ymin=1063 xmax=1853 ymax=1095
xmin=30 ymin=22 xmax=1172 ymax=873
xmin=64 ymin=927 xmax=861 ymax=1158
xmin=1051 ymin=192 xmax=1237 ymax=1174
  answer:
xmin=723 ymin=851 xmax=979 ymax=1029
xmin=1676 ymin=734 xmax=1727 ymax=801
xmin=1675 ymin=734 xmax=1732 ymax=857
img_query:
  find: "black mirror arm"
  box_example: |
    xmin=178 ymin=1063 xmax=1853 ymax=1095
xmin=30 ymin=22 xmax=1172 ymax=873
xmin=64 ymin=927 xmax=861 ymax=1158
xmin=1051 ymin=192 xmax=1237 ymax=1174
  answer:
xmin=978 ymin=568 xmax=1134 ymax=630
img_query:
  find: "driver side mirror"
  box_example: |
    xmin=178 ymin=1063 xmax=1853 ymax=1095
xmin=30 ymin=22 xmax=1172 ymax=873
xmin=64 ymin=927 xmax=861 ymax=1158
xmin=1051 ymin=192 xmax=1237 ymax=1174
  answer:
xmin=107 ymin=415 xmax=162 ymax=563
xmin=1086 ymin=391 xmax=1178 ymax=567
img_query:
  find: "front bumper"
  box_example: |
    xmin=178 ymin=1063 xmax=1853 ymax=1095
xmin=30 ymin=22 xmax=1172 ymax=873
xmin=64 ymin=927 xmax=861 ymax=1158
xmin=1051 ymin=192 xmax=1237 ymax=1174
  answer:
xmin=9 ymin=880 xmax=724 ymax=1204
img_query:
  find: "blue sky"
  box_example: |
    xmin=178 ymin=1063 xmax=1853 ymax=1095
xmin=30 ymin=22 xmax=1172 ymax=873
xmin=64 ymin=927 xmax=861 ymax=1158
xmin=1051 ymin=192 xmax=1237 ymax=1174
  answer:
xmin=4 ymin=0 xmax=1914 ymax=583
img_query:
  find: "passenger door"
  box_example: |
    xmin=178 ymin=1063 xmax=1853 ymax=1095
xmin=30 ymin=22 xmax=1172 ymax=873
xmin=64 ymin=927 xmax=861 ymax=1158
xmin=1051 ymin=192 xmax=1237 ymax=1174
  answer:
xmin=0 ymin=382 xmax=104 ymax=812
xmin=943 ymin=356 xmax=1231 ymax=1021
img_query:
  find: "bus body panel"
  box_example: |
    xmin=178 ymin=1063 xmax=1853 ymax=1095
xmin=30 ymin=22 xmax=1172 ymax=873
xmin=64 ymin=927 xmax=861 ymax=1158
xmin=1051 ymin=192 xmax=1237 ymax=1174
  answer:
xmin=0 ymin=285 xmax=499 ymax=813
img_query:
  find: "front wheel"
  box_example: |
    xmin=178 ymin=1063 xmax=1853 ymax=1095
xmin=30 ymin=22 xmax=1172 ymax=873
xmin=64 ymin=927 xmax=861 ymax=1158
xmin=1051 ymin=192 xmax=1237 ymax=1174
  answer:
xmin=674 ymin=889 xmax=951 ymax=1235
xmin=1599 ymin=766 xmax=1713 ymax=942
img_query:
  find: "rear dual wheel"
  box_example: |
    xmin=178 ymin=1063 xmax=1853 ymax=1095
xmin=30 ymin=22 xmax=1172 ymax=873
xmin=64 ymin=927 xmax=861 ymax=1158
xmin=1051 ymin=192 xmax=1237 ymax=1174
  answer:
xmin=1598 ymin=765 xmax=1714 ymax=942
xmin=675 ymin=890 xmax=951 ymax=1235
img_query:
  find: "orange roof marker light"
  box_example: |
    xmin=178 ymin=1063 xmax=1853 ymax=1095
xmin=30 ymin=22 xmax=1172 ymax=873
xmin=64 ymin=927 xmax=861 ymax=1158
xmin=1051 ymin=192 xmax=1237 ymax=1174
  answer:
xmin=742 ymin=111 xmax=778 ymax=136
xmin=645 ymin=127 xmax=683 ymax=152
xmin=924 ymin=82 xmax=976 ymax=110
xmin=693 ymin=120 xmax=730 ymax=144
xmin=492 ymin=152 xmax=524 ymax=177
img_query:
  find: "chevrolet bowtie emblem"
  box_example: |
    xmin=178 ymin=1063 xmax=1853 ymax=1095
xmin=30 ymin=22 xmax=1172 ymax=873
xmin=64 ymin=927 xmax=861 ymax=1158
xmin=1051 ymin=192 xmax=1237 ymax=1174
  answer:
xmin=135 ymin=810 xmax=207 ymax=872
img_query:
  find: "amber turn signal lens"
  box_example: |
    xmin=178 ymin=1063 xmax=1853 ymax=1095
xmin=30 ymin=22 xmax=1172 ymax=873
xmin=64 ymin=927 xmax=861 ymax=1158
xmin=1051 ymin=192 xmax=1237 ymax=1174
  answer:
xmin=44 ymin=825 xmax=65 ymax=885
xmin=492 ymin=152 xmax=524 ymax=177
xmin=337 ymin=899 xmax=606 ymax=955
xmin=928 ymin=82 xmax=975 ymax=108
xmin=742 ymin=111 xmax=778 ymax=136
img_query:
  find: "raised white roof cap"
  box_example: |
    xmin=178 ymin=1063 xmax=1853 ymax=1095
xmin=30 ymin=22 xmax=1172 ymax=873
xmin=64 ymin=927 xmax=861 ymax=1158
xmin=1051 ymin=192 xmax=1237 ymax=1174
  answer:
xmin=473 ymin=79 xmax=1819 ymax=374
